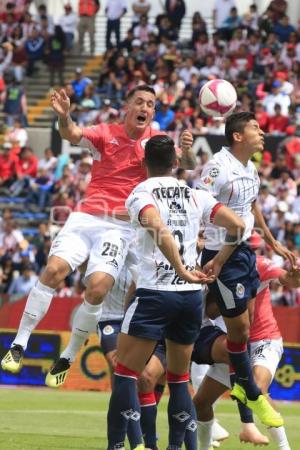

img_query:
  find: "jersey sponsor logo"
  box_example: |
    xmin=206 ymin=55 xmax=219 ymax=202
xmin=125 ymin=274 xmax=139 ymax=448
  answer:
xmin=152 ymin=186 xmax=191 ymax=200
xmin=103 ymin=325 xmax=114 ymax=336
xmin=209 ymin=167 xmax=220 ymax=178
xmin=236 ymin=283 xmax=245 ymax=299
xmin=109 ymin=138 xmax=119 ymax=145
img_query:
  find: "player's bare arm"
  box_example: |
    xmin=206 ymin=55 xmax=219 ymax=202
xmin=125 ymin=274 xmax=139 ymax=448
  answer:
xmin=140 ymin=205 xmax=215 ymax=284
xmin=178 ymin=130 xmax=196 ymax=169
xmin=252 ymin=201 xmax=297 ymax=267
xmin=203 ymin=205 xmax=246 ymax=278
xmin=51 ymin=89 xmax=83 ymax=144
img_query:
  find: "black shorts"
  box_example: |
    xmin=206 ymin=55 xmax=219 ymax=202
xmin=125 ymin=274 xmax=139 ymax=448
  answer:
xmin=192 ymin=325 xmax=226 ymax=365
xmin=121 ymin=288 xmax=203 ymax=345
xmin=98 ymin=320 xmax=121 ymax=355
xmin=201 ymin=243 xmax=259 ymax=318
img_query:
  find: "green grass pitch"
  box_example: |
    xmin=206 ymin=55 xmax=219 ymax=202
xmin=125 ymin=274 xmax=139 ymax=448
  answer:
xmin=0 ymin=388 xmax=299 ymax=450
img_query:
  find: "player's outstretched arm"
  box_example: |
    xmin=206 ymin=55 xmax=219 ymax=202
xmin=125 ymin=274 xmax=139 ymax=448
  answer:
xmin=50 ymin=89 xmax=83 ymax=144
xmin=140 ymin=206 xmax=215 ymax=284
xmin=203 ymin=205 xmax=246 ymax=277
xmin=252 ymin=201 xmax=297 ymax=268
xmin=178 ymin=130 xmax=196 ymax=169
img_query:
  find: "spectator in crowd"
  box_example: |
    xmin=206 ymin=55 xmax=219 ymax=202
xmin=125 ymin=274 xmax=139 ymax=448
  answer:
xmin=131 ymin=0 xmax=151 ymax=29
xmin=9 ymin=146 xmax=38 ymax=197
xmin=5 ymin=118 xmax=28 ymax=148
xmin=35 ymin=3 xmax=54 ymax=35
xmin=133 ymin=14 xmax=156 ymax=44
xmin=263 ymin=79 xmax=291 ymax=116
xmin=59 ymin=3 xmax=78 ymax=52
xmin=273 ymin=14 xmax=296 ymax=43
xmin=2 ymin=72 xmax=27 ymax=127
xmin=154 ymin=101 xmax=174 ymax=130
xmin=24 ymin=26 xmax=45 ymax=77
xmin=213 ymin=0 xmax=236 ymax=35
xmin=38 ymin=148 xmax=57 ymax=179
xmin=268 ymin=103 xmax=289 ymax=134
xmin=105 ymin=0 xmax=127 ymax=50
xmin=46 ymin=25 xmax=66 ymax=88
xmin=71 ymin=67 xmax=92 ymax=100
xmin=78 ymin=0 xmax=100 ymax=55
xmin=8 ymin=262 xmax=38 ymax=296
xmin=165 ymin=0 xmax=186 ymax=36
xmin=0 ymin=143 xmax=18 ymax=188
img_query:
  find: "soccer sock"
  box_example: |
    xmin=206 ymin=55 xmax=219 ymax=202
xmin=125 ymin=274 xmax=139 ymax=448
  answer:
xmin=139 ymin=392 xmax=158 ymax=449
xmin=13 ymin=281 xmax=55 ymax=350
xmin=197 ymin=418 xmax=214 ymax=450
xmin=127 ymin=392 xmax=146 ymax=449
xmin=269 ymin=426 xmax=291 ymax=449
xmin=227 ymin=340 xmax=261 ymax=400
xmin=60 ymin=300 xmax=102 ymax=362
xmin=154 ymin=383 xmax=165 ymax=404
xmin=107 ymin=363 xmax=143 ymax=448
xmin=184 ymin=402 xmax=198 ymax=450
xmin=167 ymin=371 xmax=192 ymax=449
xmin=237 ymin=400 xmax=254 ymax=423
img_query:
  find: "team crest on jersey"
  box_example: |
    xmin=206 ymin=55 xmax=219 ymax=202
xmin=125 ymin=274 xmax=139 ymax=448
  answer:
xmin=209 ymin=167 xmax=220 ymax=178
xmin=103 ymin=325 xmax=114 ymax=335
xmin=236 ymin=283 xmax=245 ymax=299
xmin=141 ymin=138 xmax=149 ymax=149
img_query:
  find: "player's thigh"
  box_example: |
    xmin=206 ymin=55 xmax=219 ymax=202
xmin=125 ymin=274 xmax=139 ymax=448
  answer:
xmin=116 ymin=332 xmax=157 ymax=374
xmin=49 ymin=212 xmax=94 ymax=271
xmin=166 ymin=339 xmax=194 ymax=375
xmin=193 ymin=373 xmax=228 ymax=408
xmin=86 ymin=222 xmax=133 ymax=282
xmin=206 ymin=363 xmax=231 ymax=391
xmin=138 ymin=354 xmax=165 ymax=393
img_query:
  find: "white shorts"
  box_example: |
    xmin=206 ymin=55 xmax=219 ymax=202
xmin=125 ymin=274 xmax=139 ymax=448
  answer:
xmin=49 ymin=212 xmax=134 ymax=280
xmin=250 ymin=338 xmax=283 ymax=380
xmin=206 ymin=338 xmax=284 ymax=389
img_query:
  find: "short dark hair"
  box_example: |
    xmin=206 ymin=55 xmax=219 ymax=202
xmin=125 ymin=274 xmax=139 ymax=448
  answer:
xmin=126 ymin=84 xmax=156 ymax=101
xmin=145 ymin=135 xmax=176 ymax=174
xmin=225 ymin=112 xmax=256 ymax=145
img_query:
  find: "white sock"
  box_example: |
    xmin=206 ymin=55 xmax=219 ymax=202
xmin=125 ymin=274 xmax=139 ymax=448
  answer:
xmin=13 ymin=281 xmax=55 ymax=350
xmin=198 ymin=419 xmax=214 ymax=450
xmin=60 ymin=300 xmax=102 ymax=363
xmin=269 ymin=426 xmax=291 ymax=449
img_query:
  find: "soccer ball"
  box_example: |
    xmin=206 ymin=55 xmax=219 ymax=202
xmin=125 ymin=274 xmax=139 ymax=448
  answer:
xmin=199 ymin=79 xmax=237 ymax=117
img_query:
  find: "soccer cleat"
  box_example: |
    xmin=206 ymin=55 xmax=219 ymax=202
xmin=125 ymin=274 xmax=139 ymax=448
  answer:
xmin=212 ymin=441 xmax=220 ymax=448
xmin=1 ymin=345 xmax=24 ymax=373
xmin=45 ymin=358 xmax=71 ymax=388
xmin=212 ymin=420 xmax=229 ymax=441
xmin=231 ymin=383 xmax=284 ymax=428
xmin=133 ymin=446 xmax=145 ymax=450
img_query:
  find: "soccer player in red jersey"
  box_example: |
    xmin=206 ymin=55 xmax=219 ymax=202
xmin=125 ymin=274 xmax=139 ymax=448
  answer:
xmin=1 ymin=85 xmax=195 ymax=376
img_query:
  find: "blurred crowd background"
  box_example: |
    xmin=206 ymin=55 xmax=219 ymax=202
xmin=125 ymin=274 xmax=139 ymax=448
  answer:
xmin=1 ymin=0 xmax=300 ymax=306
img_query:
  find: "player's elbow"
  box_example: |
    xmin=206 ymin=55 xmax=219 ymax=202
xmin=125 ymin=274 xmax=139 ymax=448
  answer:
xmin=227 ymin=216 xmax=245 ymax=238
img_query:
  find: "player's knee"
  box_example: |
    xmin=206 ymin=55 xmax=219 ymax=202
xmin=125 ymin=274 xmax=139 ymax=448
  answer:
xmin=85 ymin=282 xmax=109 ymax=304
xmin=42 ymin=264 xmax=66 ymax=288
xmin=138 ymin=368 xmax=156 ymax=393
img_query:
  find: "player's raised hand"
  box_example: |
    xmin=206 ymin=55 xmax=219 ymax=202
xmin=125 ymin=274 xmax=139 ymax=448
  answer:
xmin=272 ymin=241 xmax=297 ymax=269
xmin=179 ymin=129 xmax=193 ymax=151
xmin=50 ymin=89 xmax=71 ymax=118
